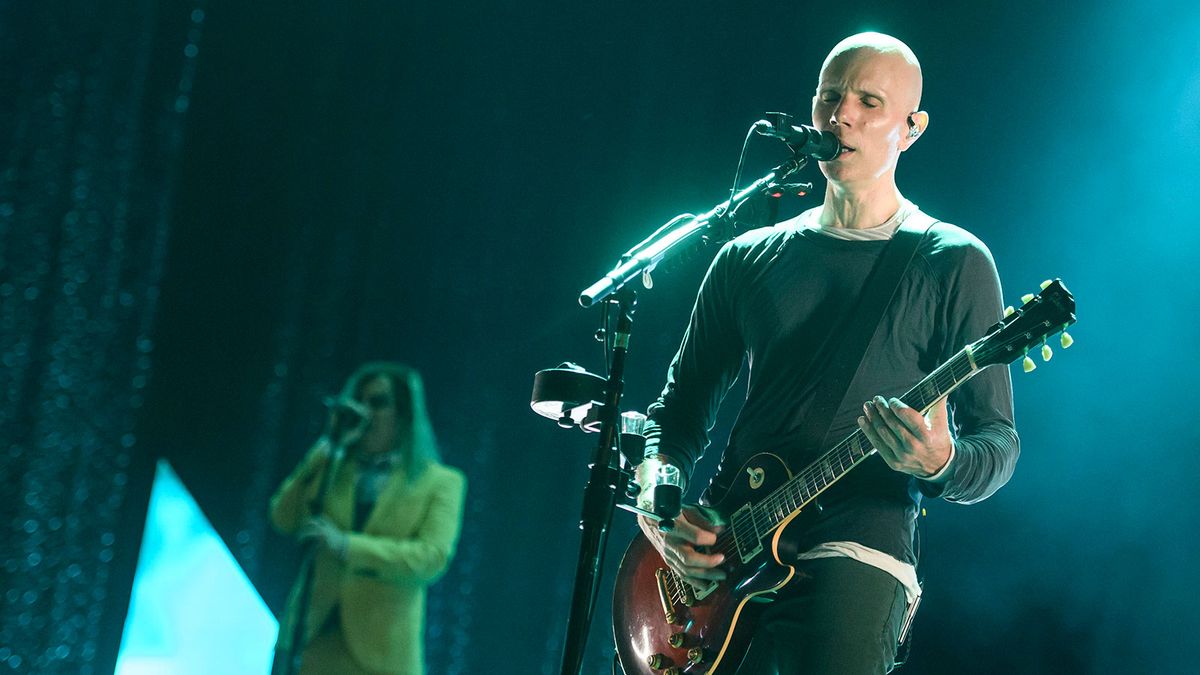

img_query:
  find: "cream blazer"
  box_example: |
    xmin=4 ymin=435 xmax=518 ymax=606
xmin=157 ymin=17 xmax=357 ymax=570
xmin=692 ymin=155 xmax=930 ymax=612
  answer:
xmin=270 ymin=444 xmax=466 ymax=674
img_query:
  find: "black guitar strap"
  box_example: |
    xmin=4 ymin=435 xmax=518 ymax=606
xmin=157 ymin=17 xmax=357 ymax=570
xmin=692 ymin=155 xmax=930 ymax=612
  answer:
xmin=799 ymin=213 xmax=938 ymax=458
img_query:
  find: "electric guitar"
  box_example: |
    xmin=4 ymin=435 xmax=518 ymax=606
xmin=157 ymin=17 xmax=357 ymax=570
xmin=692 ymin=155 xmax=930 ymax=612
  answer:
xmin=612 ymin=279 xmax=1077 ymax=675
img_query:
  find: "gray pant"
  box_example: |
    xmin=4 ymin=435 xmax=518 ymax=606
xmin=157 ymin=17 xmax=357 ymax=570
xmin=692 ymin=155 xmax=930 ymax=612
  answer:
xmin=737 ymin=557 xmax=908 ymax=674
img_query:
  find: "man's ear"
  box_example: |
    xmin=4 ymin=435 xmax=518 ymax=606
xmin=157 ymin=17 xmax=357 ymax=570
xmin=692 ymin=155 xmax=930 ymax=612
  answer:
xmin=902 ymin=111 xmax=929 ymax=150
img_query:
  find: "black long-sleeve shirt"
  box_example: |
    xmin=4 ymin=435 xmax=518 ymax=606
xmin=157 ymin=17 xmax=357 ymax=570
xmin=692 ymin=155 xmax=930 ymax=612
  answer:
xmin=643 ymin=215 xmax=1019 ymax=564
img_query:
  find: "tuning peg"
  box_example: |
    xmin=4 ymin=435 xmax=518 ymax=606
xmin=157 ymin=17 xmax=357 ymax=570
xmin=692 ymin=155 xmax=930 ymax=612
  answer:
xmin=1041 ymin=343 xmax=1053 ymax=362
xmin=1004 ymin=306 xmax=1015 ymax=318
xmin=642 ymin=269 xmax=654 ymax=289
xmin=1040 ymin=279 xmax=1053 ymax=290
xmin=1021 ymin=293 xmax=1035 ymax=304
xmin=1022 ymin=355 xmax=1036 ymax=372
xmin=1060 ymin=330 xmax=1074 ymax=349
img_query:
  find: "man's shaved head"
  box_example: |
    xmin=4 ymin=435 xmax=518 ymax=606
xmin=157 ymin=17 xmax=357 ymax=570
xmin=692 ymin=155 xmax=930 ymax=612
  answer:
xmin=822 ymin=32 xmax=923 ymax=111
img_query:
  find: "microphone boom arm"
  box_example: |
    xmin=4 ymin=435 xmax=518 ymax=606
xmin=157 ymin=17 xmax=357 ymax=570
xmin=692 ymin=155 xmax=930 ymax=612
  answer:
xmin=578 ymin=155 xmax=810 ymax=307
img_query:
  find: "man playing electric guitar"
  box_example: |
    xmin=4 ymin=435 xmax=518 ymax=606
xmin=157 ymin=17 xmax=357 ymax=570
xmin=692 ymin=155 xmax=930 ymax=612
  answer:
xmin=635 ymin=32 xmax=1019 ymax=673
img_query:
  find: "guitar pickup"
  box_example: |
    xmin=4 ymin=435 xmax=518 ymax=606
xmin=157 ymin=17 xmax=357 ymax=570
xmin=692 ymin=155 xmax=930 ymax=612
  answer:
xmin=729 ymin=502 xmax=763 ymax=563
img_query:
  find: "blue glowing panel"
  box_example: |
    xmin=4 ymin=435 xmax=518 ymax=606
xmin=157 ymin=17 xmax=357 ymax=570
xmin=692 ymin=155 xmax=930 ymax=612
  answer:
xmin=115 ymin=460 xmax=278 ymax=675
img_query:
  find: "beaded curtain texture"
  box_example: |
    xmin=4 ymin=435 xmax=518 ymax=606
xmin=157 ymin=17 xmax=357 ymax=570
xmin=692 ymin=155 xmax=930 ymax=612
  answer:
xmin=0 ymin=2 xmax=203 ymax=673
xmin=0 ymin=3 xmax=497 ymax=673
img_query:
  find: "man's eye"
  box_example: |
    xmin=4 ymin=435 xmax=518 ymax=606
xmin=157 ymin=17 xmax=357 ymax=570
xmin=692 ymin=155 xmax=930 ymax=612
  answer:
xmin=820 ymin=94 xmax=840 ymax=104
xmin=862 ymin=99 xmax=879 ymax=108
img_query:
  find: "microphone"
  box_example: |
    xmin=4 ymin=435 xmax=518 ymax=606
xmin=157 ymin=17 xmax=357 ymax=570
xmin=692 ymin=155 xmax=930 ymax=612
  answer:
xmin=754 ymin=112 xmax=841 ymax=161
xmin=322 ymin=397 xmax=371 ymax=442
xmin=323 ymin=396 xmax=368 ymax=418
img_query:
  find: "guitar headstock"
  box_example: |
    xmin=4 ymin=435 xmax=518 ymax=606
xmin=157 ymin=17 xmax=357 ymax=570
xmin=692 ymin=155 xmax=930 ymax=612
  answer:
xmin=973 ymin=279 xmax=1077 ymax=372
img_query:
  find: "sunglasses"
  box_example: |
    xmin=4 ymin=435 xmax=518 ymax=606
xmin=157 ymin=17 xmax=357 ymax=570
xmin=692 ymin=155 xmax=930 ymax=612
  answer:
xmin=364 ymin=393 xmax=395 ymax=410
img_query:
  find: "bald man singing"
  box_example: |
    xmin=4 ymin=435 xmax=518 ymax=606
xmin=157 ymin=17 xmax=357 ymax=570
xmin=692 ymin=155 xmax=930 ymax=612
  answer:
xmin=636 ymin=33 xmax=1019 ymax=673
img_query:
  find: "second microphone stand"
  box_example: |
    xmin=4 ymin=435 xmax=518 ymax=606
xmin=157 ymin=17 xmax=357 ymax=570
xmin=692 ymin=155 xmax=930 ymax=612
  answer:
xmin=272 ymin=417 xmax=358 ymax=675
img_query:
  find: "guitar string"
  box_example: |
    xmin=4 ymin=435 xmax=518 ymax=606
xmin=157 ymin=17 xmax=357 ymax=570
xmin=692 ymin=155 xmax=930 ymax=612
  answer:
xmin=696 ymin=401 xmax=941 ymax=569
xmin=698 ymin=354 xmax=974 ymax=563
xmin=746 ymin=358 xmax=969 ymax=537
xmin=758 ymin=353 xmax=979 ymax=524
xmin=732 ymin=365 xmax=958 ymax=550
xmin=719 ymin=327 xmax=1044 ymax=553
xmin=662 ymin=330 xmax=1054 ymax=601
xmin=666 ymin=355 xmax=973 ymax=601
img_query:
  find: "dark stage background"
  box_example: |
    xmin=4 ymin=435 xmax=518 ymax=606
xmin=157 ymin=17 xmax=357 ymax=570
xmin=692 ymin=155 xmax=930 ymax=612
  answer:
xmin=3 ymin=1 xmax=1199 ymax=673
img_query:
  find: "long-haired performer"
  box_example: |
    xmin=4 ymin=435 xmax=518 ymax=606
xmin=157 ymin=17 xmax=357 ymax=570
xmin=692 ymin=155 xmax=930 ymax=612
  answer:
xmin=270 ymin=362 xmax=466 ymax=675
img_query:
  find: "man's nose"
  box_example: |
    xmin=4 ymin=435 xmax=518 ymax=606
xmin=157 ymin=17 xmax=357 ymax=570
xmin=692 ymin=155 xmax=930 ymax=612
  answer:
xmin=830 ymin=100 xmax=856 ymax=127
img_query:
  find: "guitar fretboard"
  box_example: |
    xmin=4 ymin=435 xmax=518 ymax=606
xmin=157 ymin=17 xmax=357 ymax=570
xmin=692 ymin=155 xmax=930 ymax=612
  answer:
xmin=742 ymin=346 xmax=980 ymax=540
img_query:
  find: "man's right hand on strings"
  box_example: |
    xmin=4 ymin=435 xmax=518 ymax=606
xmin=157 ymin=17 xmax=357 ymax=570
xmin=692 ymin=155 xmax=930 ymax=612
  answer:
xmin=638 ymin=505 xmax=727 ymax=585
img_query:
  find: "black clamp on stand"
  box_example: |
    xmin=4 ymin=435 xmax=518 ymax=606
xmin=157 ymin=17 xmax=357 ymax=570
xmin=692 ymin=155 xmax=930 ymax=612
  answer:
xmin=531 ymin=139 xmax=816 ymax=675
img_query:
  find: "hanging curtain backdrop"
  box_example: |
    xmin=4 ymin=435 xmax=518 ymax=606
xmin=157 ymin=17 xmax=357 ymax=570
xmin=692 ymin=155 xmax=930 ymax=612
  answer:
xmin=0 ymin=2 xmax=201 ymax=672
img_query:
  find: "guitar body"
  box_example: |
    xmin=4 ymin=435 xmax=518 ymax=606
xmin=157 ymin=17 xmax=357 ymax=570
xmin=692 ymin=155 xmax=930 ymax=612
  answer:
xmin=613 ymin=453 xmax=802 ymax=675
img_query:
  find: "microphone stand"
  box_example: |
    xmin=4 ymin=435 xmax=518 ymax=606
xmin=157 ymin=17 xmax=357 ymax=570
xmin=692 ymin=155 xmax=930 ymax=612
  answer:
xmin=559 ymin=154 xmax=811 ymax=675
xmin=561 ymin=286 xmax=636 ymax=675
xmin=272 ymin=428 xmax=352 ymax=675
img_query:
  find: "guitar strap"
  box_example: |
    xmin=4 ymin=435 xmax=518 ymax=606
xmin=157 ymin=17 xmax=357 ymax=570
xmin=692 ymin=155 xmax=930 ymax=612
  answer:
xmin=799 ymin=213 xmax=938 ymax=458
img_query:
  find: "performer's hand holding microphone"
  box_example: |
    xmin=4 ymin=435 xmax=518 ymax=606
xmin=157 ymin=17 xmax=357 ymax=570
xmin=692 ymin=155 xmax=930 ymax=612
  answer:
xmin=322 ymin=395 xmax=372 ymax=447
xmin=294 ymin=395 xmax=370 ymax=558
xmin=299 ymin=396 xmax=371 ymax=485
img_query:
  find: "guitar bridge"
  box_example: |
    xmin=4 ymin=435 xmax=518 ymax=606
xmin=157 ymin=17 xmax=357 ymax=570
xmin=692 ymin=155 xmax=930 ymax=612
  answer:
xmin=654 ymin=568 xmax=720 ymax=625
xmin=654 ymin=568 xmax=681 ymax=623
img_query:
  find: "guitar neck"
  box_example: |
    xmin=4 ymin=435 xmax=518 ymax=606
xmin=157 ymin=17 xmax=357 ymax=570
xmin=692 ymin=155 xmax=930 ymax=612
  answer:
xmin=752 ymin=345 xmax=982 ymax=534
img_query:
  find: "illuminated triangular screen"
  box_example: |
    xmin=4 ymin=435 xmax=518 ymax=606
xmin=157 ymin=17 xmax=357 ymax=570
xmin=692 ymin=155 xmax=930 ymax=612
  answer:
xmin=116 ymin=460 xmax=278 ymax=674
